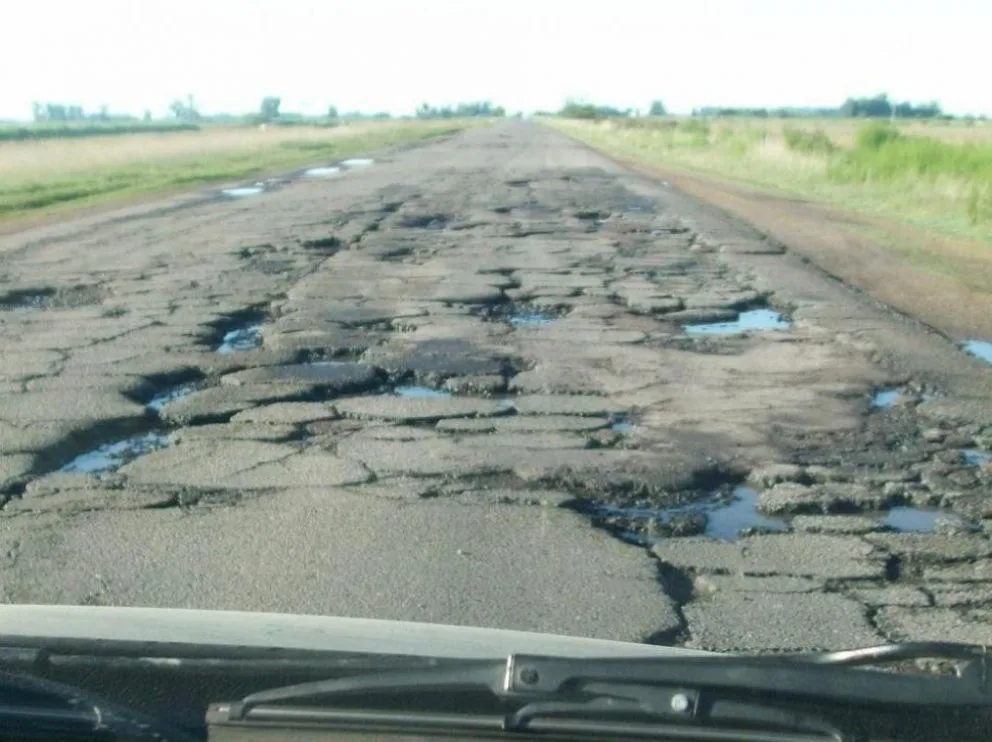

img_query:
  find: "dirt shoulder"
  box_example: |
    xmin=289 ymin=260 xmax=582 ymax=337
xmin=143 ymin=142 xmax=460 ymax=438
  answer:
xmin=615 ymin=159 xmax=992 ymax=343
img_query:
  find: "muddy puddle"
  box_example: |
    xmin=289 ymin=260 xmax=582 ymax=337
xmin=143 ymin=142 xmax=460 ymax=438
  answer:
xmin=217 ymin=324 xmax=262 ymax=354
xmin=304 ymin=166 xmax=342 ymax=178
xmin=60 ymin=432 xmax=171 ymax=474
xmin=962 ymin=340 xmax=992 ymax=365
xmin=147 ymin=383 xmax=200 ymax=412
xmin=683 ymin=309 xmax=791 ymax=336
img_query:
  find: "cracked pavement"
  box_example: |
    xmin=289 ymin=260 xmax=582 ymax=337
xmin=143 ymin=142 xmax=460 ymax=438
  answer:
xmin=2 ymin=122 xmax=992 ymax=650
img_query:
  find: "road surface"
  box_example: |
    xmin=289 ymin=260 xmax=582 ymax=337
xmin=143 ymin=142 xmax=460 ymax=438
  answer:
xmin=2 ymin=121 xmax=992 ymax=652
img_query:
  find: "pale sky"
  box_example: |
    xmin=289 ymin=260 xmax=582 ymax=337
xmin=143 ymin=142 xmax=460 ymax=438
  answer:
xmin=2 ymin=0 xmax=988 ymax=120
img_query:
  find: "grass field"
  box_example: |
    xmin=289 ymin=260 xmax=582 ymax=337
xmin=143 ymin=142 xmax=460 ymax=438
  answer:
xmin=545 ymin=117 xmax=992 ymax=246
xmin=0 ymin=120 xmax=476 ymax=221
xmin=0 ymin=121 xmax=201 ymax=142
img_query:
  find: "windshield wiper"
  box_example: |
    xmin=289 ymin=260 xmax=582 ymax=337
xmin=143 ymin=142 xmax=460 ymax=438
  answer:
xmin=0 ymin=669 xmax=200 ymax=742
xmin=209 ymin=642 xmax=992 ymax=742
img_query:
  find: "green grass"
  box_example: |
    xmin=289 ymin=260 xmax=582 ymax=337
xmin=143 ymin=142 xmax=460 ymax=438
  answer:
xmin=0 ymin=121 xmax=471 ymax=220
xmin=0 ymin=121 xmax=201 ymax=141
xmin=543 ymin=117 xmax=992 ymax=244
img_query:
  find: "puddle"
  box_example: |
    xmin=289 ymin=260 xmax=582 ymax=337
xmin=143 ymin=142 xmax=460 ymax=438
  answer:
xmin=871 ymin=389 xmax=901 ymax=409
xmin=705 ymin=488 xmax=789 ymax=540
xmin=394 ymin=386 xmax=453 ymax=399
xmin=610 ymin=414 xmax=634 ymax=433
xmin=147 ymin=383 xmax=199 ymax=412
xmin=222 ymin=186 xmax=264 ymax=198
xmin=592 ymin=486 xmax=788 ymax=545
xmin=60 ymin=432 xmax=171 ymax=474
xmin=961 ymin=449 xmax=992 ymax=467
xmin=683 ymin=309 xmax=791 ymax=336
xmin=962 ymin=340 xmax=992 ymax=365
xmin=0 ymin=288 xmax=56 ymax=312
xmin=342 ymin=158 xmax=374 ymax=168
xmin=304 ymin=166 xmax=342 ymax=178
xmin=217 ymin=324 xmax=262 ymax=354
xmin=881 ymin=507 xmax=940 ymax=534
xmin=508 ymin=310 xmax=558 ymax=327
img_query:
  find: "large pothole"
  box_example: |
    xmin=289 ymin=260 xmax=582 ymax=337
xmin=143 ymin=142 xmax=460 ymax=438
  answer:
xmin=683 ymin=308 xmax=791 ymax=336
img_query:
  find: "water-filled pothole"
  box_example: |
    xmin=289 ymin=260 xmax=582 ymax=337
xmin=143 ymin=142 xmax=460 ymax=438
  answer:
xmin=480 ymin=302 xmax=565 ymax=327
xmin=59 ymin=432 xmax=171 ymax=474
xmin=962 ymin=340 xmax=992 ymax=365
xmin=590 ymin=486 xmax=788 ymax=545
xmin=304 ymin=166 xmax=342 ymax=178
xmin=871 ymin=389 xmax=901 ymax=409
xmin=222 ymin=185 xmax=265 ymax=198
xmin=684 ymin=309 xmax=791 ymax=336
xmin=881 ymin=507 xmax=941 ymax=534
xmin=342 ymin=158 xmax=374 ymax=168
xmin=394 ymin=386 xmax=453 ymax=399
xmin=508 ymin=310 xmax=557 ymax=327
xmin=0 ymin=288 xmax=56 ymax=311
xmin=147 ymin=383 xmax=200 ymax=412
xmin=217 ymin=324 xmax=262 ymax=354
xmin=610 ymin=413 xmax=634 ymax=433
xmin=962 ymin=449 xmax=991 ymax=467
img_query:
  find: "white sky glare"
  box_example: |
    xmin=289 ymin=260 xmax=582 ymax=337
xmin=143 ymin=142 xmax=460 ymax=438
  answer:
xmin=1 ymin=0 xmax=988 ymax=120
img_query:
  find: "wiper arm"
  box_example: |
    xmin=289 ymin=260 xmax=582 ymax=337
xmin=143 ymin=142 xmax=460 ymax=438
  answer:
xmin=211 ymin=641 xmax=992 ymax=741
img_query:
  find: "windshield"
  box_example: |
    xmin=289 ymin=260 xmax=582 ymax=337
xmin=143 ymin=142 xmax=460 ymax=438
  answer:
xmin=1 ymin=1 xmax=990 ymax=741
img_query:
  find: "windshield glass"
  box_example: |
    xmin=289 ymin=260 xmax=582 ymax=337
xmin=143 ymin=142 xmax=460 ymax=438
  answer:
xmin=1 ymin=1 xmax=990 ymax=739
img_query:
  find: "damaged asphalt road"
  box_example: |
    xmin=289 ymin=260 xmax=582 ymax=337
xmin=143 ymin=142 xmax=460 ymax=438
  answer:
xmin=2 ymin=121 xmax=992 ymax=651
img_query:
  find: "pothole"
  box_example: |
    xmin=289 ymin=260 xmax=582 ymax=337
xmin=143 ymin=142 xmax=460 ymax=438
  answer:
xmin=610 ymin=413 xmax=634 ymax=433
xmin=221 ymin=184 xmax=265 ymax=198
xmin=59 ymin=431 xmax=171 ymax=474
xmin=217 ymin=324 xmax=262 ymax=354
xmin=0 ymin=288 xmax=57 ymax=311
xmin=206 ymin=309 xmax=268 ymax=355
xmin=304 ymin=166 xmax=342 ymax=178
xmin=0 ymin=285 xmax=106 ymax=311
xmin=147 ymin=383 xmax=201 ymax=412
xmin=961 ymin=449 xmax=991 ymax=467
xmin=882 ymin=507 xmax=941 ymax=534
xmin=683 ymin=308 xmax=791 ymax=336
xmin=584 ymin=486 xmax=788 ymax=545
xmin=342 ymin=158 xmax=375 ymax=168
xmin=871 ymin=388 xmax=901 ymax=409
xmin=479 ymin=301 xmax=567 ymax=327
xmin=394 ymin=385 xmax=453 ymax=399
xmin=962 ymin=340 xmax=992 ymax=365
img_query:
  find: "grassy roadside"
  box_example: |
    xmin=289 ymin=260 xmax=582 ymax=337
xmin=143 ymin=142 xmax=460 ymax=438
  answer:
xmin=543 ymin=117 xmax=992 ymax=292
xmin=0 ymin=120 xmax=479 ymax=222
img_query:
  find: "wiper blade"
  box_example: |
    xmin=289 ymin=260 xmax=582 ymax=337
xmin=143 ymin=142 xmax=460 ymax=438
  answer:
xmin=211 ymin=641 xmax=992 ymax=741
xmin=0 ymin=669 xmax=199 ymax=742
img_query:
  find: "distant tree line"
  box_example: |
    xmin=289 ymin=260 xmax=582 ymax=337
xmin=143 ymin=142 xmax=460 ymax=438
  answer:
xmin=691 ymin=95 xmax=948 ymax=120
xmin=555 ymin=94 xmax=958 ymax=121
xmin=416 ymin=101 xmax=506 ymax=119
xmin=559 ymin=100 xmax=633 ymax=119
xmin=31 ymin=102 xmax=141 ymax=123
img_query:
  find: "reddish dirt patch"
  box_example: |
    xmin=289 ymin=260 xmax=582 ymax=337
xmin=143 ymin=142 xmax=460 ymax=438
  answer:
xmin=619 ymin=160 xmax=992 ymax=342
